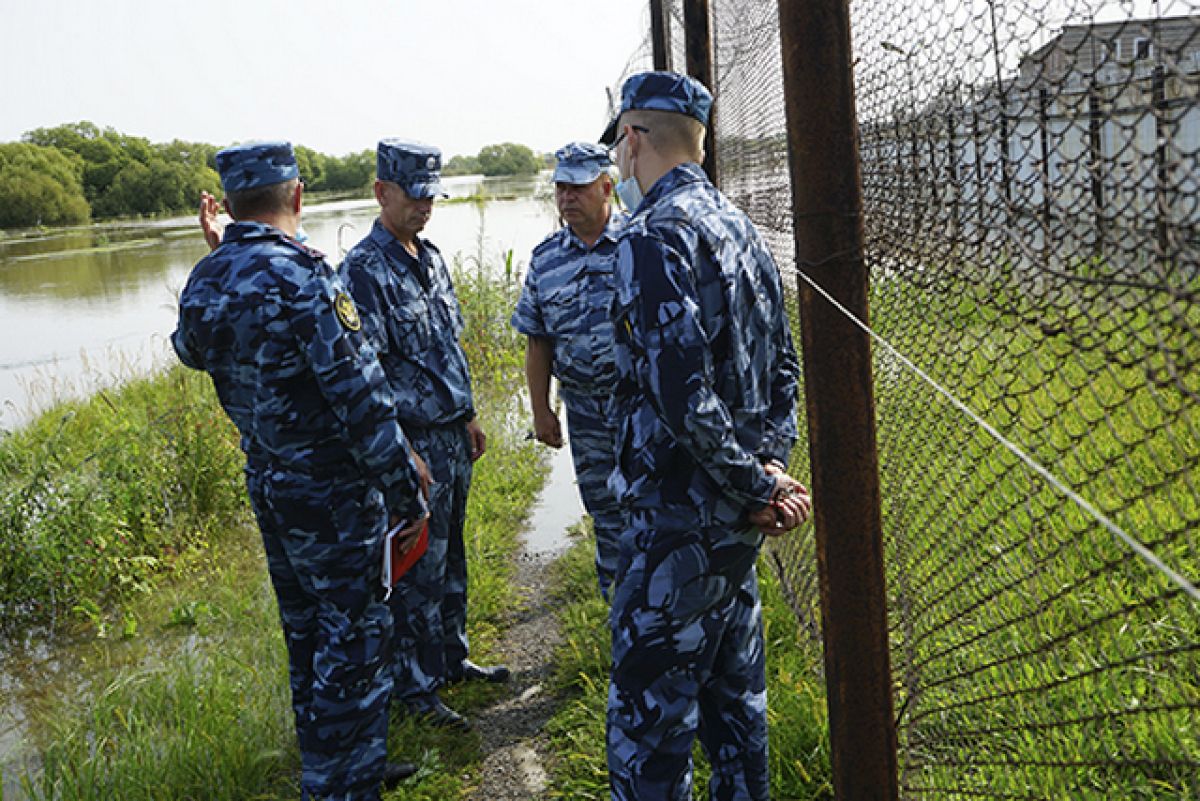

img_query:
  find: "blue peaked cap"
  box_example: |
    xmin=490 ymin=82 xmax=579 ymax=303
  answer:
xmin=216 ymin=142 xmax=299 ymax=193
xmin=377 ymin=139 xmax=447 ymax=199
xmin=599 ymin=71 xmax=713 ymax=144
xmin=553 ymin=142 xmax=613 ymax=185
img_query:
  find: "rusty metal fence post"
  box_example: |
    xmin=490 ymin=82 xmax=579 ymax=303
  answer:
xmin=650 ymin=0 xmax=672 ymax=71
xmin=776 ymin=1 xmax=898 ymax=800
xmin=683 ymin=0 xmax=720 ymax=185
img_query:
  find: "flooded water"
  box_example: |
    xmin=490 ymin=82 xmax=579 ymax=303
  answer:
xmin=0 ymin=173 xmax=595 ymax=797
xmin=0 ymin=173 xmax=559 ymax=430
xmin=523 ymin=435 xmax=587 ymax=559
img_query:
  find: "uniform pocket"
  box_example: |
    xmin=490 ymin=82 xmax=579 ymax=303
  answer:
xmin=388 ymin=299 xmax=432 ymax=356
xmin=542 ymin=275 xmax=589 ymax=335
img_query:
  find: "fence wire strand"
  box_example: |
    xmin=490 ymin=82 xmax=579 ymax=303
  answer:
xmin=636 ymin=0 xmax=1200 ymax=797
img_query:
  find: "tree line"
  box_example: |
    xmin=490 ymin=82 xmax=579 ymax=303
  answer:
xmin=443 ymin=142 xmax=547 ymax=177
xmin=0 ymin=122 xmax=377 ymax=229
xmin=0 ymin=123 xmax=546 ymax=230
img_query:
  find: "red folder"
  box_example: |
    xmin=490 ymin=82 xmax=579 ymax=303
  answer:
xmin=383 ymin=519 xmax=429 ymax=589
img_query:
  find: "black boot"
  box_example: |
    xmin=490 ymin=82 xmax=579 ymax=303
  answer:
xmin=382 ymin=761 xmax=418 ymax=788
xmin=403 ymin=694 xmax=471 ymax=731
xmin=447 ymin=659 xmax=511 ymax=684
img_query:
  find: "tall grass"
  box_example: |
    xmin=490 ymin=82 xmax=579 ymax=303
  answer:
xmin=0 ymin=365 xmax=246 ymax=633
xmin=8 ymin=261 xmax=548 ymax=800
xmin=20 ymin=537 xmax=298 ymax=800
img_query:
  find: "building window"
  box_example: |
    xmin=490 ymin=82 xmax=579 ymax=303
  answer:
xmin=1133 ymin=37 xmax=1153 ymax=60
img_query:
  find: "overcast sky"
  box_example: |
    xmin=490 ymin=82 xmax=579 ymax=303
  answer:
xmin=0 ymin=0 xmax=652 ymax=158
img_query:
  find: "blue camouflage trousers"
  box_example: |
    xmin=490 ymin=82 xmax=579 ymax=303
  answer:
xmin=607 ymin=516 xmax=770 ymax=801
xmin=389 ymin=421 xmax=472 ymax=702
xmin=246 ymin=467 xmax=393 ymax=801
xmin=561 ymin=388 xmax=622 ymax=598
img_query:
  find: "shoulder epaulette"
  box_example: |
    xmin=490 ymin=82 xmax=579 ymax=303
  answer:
xmin=531 ymin=230 xmax=567 ymax=259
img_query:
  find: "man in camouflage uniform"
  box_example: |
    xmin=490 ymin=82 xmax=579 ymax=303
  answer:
xmin=339 ymin=139 xmax=509 ymax=732
xmin=599 ymin=73 xmax=814 ymax=800
xmin=511 ymin=141 xmax=626 ymax=598
xmin=172 ymin=142 xmax=423 ymax=800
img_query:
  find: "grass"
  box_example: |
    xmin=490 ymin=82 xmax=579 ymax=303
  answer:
xmin=19 ymin=536 xmax=298 ymax=800
xmin=4 ymin=264 xmax=548 ymax=800
xmin=10 ymin=230 xmax=1197 ymax=799
xmin=0 ymin=365 xmax=248 ymax=633
xmin=543 ymin=525 xmax=834 ymax=801
xmin=769 ymin=271 xmax=1200 ymax=799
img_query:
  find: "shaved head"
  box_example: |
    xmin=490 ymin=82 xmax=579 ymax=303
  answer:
xmin=623 ymin=108 xmax=706 ymax=162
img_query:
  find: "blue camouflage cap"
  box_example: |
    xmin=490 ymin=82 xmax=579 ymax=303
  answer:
xmin=377 ymin=139 xmax=447 ymax=199
xmin=599 ymin=71 xmax=714 ymax=144
xmin=215 ymin=141 xmax=299 ymax=193
xmin=553 ymin=142 xmax=613 ymax=185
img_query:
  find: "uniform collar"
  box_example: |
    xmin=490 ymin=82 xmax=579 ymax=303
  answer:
xmin=222 ymin=220 xmax=325 ymax=258
xmin=638 ymin=162 xmax=709 ymax=213
xmin=369 ymin=217 xmax=429 ymax=264
xmin=223 ymin=220 xmax=289 ymax=243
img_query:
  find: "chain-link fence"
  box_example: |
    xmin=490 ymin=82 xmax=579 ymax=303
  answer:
xmin=626 ymin=0 xmax=1200 ymax=797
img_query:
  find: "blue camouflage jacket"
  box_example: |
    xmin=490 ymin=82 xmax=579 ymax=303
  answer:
xmin=339 ymin=220 xmax=475 ymax=428
xmin=511 ymin=209 xmax=626 ymax=396
xmin=172 ymin=221 xmax=423 ymax=522
xmin=610 ymin=163 xmax=800 ymax=529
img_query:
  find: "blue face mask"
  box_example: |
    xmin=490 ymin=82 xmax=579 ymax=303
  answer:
xmin=293 ymin=226 xmax=310 ymax=244
xmin=615 ymin=176 xmax=643 ymax=212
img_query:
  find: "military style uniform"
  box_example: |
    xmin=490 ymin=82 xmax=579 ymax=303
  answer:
xmin=173 ymin=142 xmax=423 ymax=801
xmin=602 ymin=75 xmax=801 ymax=801
xmin=512 ymin=205 xmax=626 ymax=596
xmin=340 ymin=185 xmax=477 ymax=707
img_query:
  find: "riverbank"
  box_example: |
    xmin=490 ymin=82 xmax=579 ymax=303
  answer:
xmin=3 ymin=391 xmax=547 ymax=801
xmin=0 ymin=257 xmax=546 ymax=798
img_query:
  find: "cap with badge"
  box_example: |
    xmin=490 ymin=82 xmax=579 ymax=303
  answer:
xmin=553 ymin=142 xmax=614 ymax=185
xmin=599 ymin=71 xmax=714 ymax=145
xmin=215 ymin=141 xmax=300 ymax=194
xmin=377 ymin=139 xmax=448 ymax=199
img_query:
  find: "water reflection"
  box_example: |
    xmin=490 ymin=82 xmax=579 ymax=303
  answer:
xmin=0 ymin=174 xmax=558 ymax=430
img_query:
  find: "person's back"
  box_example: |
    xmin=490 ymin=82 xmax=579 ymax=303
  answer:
xmin=177 ymin=222 xmax=403 ymax=478
xmin=173 ymin=141 xmax=422 ymax=800
xmin=600 ymin=72 xmax=811 ymax=801
xmin=610 ymin=160 xmax=798 ymax=531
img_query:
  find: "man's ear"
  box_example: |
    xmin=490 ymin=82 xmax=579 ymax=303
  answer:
xmin=293 ymin=181 xmax=304 ymax=215
xmin=373 ymin=179 xmax=387 ymax=206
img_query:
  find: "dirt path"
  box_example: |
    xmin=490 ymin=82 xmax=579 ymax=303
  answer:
xmin=466 ymin=547 xmax=565 ymax=800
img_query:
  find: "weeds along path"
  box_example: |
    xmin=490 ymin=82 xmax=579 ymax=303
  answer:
xmin=467 ymin=546 xmax=564 ymax=801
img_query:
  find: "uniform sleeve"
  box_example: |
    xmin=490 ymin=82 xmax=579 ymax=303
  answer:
xmin=339 ymin=248 xmax=391 ymax=359
xmin=289 ymin=268 xmax=424 ymax=524
xmin=171 ymin=322 xmax=202 ymax=370
xmin=627 ymin=234 xmax=775 ymax=510
xmin=510 ymin=257 xmax=546 ymax=337
xmin=171 ymin=264 xmax=212 ymax=371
